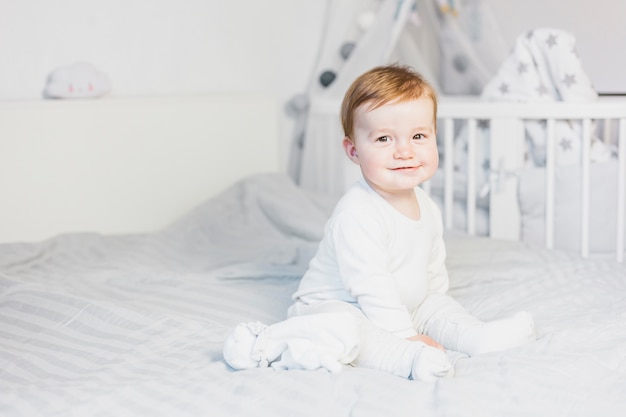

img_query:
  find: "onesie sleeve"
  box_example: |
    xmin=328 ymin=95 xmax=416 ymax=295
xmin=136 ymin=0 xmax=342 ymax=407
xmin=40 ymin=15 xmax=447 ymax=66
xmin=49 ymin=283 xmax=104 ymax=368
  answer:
xmin=330 ymin=211 xmax=417 ymax=338
xmin=427 ymin=233 xmax=450 ymax=295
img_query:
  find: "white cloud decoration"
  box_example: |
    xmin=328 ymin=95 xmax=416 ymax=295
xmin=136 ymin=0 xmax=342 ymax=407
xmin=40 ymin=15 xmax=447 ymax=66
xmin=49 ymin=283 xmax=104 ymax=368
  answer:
xmin=44 ymin=62 xmax=112 ymax=99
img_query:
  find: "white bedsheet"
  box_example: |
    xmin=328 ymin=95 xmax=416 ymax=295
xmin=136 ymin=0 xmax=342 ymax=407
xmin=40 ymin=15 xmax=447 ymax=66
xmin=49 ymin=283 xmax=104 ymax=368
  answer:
xmin=1 ymin=173 xmax=625 ymax=417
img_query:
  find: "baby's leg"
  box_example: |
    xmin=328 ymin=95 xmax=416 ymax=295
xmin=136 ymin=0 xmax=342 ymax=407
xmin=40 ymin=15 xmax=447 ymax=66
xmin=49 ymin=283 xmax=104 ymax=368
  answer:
xmin=413 ymin=294 xmax=536 ymax=356
xmin=290 ymin=300 xmax=452 ymax=381
xmin=353 ymin=321 xmax=452 ymax=381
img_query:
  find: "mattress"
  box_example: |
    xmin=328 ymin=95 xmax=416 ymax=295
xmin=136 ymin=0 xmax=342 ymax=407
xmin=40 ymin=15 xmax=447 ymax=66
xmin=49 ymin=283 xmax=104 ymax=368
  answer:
xmin=2 ymin=173 xmax=625 ymax=417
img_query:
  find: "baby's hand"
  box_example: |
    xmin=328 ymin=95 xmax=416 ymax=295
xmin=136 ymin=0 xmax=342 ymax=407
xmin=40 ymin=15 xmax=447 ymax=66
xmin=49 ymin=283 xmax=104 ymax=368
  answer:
xmin=406 ymin=334 xmax=445 ymax=351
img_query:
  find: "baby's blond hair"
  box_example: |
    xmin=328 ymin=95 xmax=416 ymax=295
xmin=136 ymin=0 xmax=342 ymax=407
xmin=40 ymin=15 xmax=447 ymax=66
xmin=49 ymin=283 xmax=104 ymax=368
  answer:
xmin=340 ymin=64 xmax=438 ymax=139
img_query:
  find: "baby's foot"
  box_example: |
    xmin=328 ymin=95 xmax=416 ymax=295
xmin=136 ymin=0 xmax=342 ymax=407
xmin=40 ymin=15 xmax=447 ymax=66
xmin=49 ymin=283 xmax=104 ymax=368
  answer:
xmin=410 ymin=345 xmax=453 ymax=381
xmin=461 ymin=311 xmax=536 ymax=356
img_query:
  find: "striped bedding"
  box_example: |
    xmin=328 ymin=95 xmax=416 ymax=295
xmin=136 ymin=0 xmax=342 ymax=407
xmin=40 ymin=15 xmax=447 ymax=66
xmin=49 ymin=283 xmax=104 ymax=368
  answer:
xmin=2 ymin=173 xmax=626 ymax=417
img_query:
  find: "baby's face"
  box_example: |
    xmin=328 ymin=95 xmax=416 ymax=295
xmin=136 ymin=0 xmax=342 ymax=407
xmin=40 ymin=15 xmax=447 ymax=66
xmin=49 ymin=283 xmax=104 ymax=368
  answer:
xmin=344 ymin=97 xmax=438 ymax=198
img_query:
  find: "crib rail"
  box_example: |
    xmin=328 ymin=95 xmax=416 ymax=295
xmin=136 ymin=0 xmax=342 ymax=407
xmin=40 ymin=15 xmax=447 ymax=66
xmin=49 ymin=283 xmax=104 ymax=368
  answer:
xmin=438 ymin=96 xmax=626 ymax=262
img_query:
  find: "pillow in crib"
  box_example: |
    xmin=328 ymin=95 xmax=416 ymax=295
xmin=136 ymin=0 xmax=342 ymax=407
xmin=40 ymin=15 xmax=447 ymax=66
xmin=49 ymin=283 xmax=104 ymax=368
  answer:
xmin=518 ymin=160 xmax=624 ymax=254
xmin=44 ymin=62 xmax=112 ymax=99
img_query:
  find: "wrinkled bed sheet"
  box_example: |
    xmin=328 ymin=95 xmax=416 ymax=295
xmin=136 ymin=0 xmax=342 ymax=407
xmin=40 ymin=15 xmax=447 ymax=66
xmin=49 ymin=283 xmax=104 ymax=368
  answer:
xmin=1 ymin=173 xmax=625 ymax=417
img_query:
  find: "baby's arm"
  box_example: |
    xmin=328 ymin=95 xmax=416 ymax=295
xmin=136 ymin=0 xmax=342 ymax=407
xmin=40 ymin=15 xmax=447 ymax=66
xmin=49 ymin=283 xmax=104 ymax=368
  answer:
xmin=331 ymin=213 xmax=416 ymax=338
xmin=426 ymin=231 xmax=450 ymax=296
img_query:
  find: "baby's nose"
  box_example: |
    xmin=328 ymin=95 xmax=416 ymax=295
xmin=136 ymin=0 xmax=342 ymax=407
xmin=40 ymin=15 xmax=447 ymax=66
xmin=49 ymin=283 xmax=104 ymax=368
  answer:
xmin=394 ymin=141 xmax=414 ymax=158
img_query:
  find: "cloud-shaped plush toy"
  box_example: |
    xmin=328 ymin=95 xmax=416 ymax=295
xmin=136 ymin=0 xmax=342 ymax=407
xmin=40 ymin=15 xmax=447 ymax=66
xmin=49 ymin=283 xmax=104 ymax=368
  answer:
xmin=44 ymin=62 xmax=112 ymax=99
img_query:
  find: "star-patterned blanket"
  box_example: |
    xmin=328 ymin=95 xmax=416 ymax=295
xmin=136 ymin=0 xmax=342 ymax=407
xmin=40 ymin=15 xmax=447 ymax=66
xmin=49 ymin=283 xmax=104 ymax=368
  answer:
xmin=481 ymin=28 xmax=609 ymax=166
xmin=482 ymin=28 xmax=597 ymax=103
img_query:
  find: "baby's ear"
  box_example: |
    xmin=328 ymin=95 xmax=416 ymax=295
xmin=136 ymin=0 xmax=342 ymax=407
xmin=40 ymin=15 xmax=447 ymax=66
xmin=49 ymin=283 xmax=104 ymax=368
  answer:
xmin=342 ymin=137 xmax=359 ymax=164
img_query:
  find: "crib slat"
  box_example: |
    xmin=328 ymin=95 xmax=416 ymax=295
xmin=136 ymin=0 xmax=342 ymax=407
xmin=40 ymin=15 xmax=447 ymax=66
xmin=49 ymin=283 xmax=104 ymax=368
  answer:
xmin=545 ymin=118 xmax=556 ymax=249
xmin=444 ymin=118 xmax=454 ymax=230
xmin=488 ymin=117 xmax=524 ymax=240
xmin=466 ymin=119 xmax=477 ymax=235
xmin=580 ymin=118 xmax=592 ymax=258
xmin=617 ymin=118 xmax=626 ymax=263
xmin=603 ymin=119 xmax=613 ymax=145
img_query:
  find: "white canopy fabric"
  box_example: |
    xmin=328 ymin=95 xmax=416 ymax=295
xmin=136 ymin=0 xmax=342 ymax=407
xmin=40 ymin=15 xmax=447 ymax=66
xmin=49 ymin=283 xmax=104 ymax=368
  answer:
xmin=290 ymin=0 xmax=508 ymax=196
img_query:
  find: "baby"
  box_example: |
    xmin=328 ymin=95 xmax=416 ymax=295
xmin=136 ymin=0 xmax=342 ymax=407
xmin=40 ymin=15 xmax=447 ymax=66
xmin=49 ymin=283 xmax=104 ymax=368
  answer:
xmin=287 ymin=64 xmax=536 ymax=380
xmin=224 ymin=64 xmax=536 ymax=381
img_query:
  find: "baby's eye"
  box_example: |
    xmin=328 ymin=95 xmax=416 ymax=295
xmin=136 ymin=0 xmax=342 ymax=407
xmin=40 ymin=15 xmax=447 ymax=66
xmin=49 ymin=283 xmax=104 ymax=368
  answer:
xmin=413 ymin=133 xmax=425 ymax=140
xmin=376 ymin=136 xmax=390 ymax=143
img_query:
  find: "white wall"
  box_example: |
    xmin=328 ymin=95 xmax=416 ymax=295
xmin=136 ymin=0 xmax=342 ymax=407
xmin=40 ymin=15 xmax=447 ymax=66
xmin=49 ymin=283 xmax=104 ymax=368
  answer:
xmin=0 ymin=0 xmax=325 ymax=99
xmin=2 ymin=1 xmax=624 ymax=100
xmin=484 ymin=0 xmax=626 ymax=94
xmin=0 ymin=0 xmax=327 ymax=170
xmin=1 ymin=0 xmax=624 ymax=162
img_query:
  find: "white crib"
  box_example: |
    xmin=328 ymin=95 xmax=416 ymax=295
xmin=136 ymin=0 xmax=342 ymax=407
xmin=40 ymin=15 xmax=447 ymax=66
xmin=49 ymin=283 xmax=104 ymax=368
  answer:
xmin=436 ymin=96 xmax=626 ymax=262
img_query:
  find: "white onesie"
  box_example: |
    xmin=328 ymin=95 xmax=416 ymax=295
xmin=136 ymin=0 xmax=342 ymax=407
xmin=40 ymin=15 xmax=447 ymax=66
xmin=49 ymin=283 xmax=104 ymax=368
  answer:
xmin=290 ymin=178 xmax=448 ymax=338
xmin=289 ymin=179 xmax=536 ymax=365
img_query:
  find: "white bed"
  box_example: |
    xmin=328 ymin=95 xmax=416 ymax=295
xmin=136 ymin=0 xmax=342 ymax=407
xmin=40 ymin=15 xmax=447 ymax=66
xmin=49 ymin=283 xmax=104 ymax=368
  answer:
xmin=2 ymin=95 xmax=626 ymax=417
